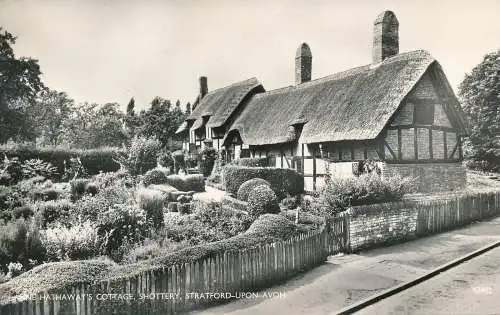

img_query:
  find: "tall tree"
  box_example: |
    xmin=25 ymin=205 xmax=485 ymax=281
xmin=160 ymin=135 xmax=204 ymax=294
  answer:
xmin=139 ymin=96 xmax=186 ymax=148
xmin=35 ymin=90 xmax=74 ymax=146
xmin=0 ymin=27 xmax=45 ymax=143
xmin=459 ymin=49 xmax=500 ymax=170
xmin=126 ymin=97 xmax=135 ymax=116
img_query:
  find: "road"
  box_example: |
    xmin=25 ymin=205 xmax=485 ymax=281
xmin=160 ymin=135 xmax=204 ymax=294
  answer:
xmin=356 ymin=245 xmax=500 ymax=315
xmin=189 ymin=217 xmax=500 ymax=315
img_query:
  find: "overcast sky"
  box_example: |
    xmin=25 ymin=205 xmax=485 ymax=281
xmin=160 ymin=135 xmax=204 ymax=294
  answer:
xmin=1 ymin=0 xmax=499 ymax=109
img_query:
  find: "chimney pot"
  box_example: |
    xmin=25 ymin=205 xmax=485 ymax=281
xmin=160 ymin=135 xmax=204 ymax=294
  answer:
xmin=295 ymin=43 xmax=312 ymax=85
xmin=372 ymin=10 xmax=399 ymax=63
xmin=199 ymin=76 xmax=208 ymax=98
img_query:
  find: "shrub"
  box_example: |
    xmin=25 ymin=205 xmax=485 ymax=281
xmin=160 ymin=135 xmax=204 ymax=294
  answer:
xmin=246 ymin=214 xmax=297 ymax=239
xmin=221 ymin=194 xmax=248 ymax=213
xmin=71 ymin=180 xmax=134 ymax=222
xmin=92 ymin=170 xmax=134 ymax=189
xmin=280 ymin=194 xmax=301 ymax=210
xmin=247 ymin=185 xmax=280 ymax=217
xmin=41 ymin=221 xmax=103 ymax=261
xmin=166 ymin=174 xmax=205 ymax=192
xmin=0 ymin=146 xmax=124 ymax=181
xmin=0 ymin=219 xmax=46 ymax=273
xmin=70 ymin=179 xmax=89 ymax=201
xmin=34 ymin=200 xmax=73 ymax=228
xmin=198 ymin=147 xmax=217 ymax=177
xmin=0 ymin=157 xmax=23 ymax=185
xmin=33 ymin=188 xmax=60 ymax=201
xmin=464 ymin=159 xmax=500 ymax=173
xmin=158 ymin=151 xmax=176 ymax=173
xmin=122 ymin=238 xmax=185 ymax=263
xmin=316 ymin=173 xmax=415 ymax=216
xmin=223 ymin=165 xmax=304 ymax=199
xmin=237 ymin=178 xmax=271 ymax=201
xmin=20 ymin=159 xmax=58 ymax=180
xmin=0 ymin=185 xmax=26 ymax=222
xmin=142 ymin=168 xmax=169 ymax=186
xmin=172 ymin=150 xmax=186 ymax=171
xmin=96 ymin=204 xmax=149 ymax=259
xmin=11 ymin=205 xmax=34 ymax=220
xmin=137 ymin=188 xmax=165 ymax=229
xmin=85 ymin=182 xmax=99 ymax=196
xmin=117 ymin=137 xmax=161 ymax=176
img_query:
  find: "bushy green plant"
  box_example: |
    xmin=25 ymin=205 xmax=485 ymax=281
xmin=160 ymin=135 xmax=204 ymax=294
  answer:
xmin=11 ymin=205 xmax=34 ymax=220
xmin=96 ymin=204 xmax=149 ymax=259
xmin=247 ymin=185 xmax=280 ymax=217
xmin=137 ymin=188 xmax=165 ymax=229
xmin=122 ymin=238 xmax=185 ymax=263
xmin=34 ymin=200 xmax=73 ymax=228
xmin=117 ymin=136 xmax=161 ymax=176
xmin=142 ymin=168 xmax=169 ymax=186
xmin=85 ymin=182 xmax=99 ymax=196
xmin=246 ymin=214 xmax=297 ymax=239
xmin=279 ymin=194 xmax=301 ymax=210
xmin=20 ymin=159 xmax=58 ymax=180
xmin=237 ymin=178 xmax=271 ymax=202
xmin=41 ymin=221 xmax=103 ymax=261
xmin=0 ymin=185 xmax=26 ymax=222
xmin=164 ymin=201 xmax=252 ymax=246
xmin=33 ymin=187 xmax=61 ymax=201
xmin=198 ymin=147 xmax=217 ymax=177
xmin=166 ymin=174 xmax=205 ymax=192
xmin=70 ymin=178 xmax=89 ymax=201
xmin=0 ymin=219 xmax=46 ymax=273
xmin=223 ymin=165 xmax=303 ymax=199
xmin=92 ymin=170 xmax=133 ymax=189
xmin=0 ymin=156 xmax=23 ymax=185
xmin=316 ymin=173 xmax=415 ymax=216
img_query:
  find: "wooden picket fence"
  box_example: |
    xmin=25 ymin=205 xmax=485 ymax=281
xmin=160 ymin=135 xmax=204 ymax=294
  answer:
xmin=2 ymin=191 xmax=500 ymax=315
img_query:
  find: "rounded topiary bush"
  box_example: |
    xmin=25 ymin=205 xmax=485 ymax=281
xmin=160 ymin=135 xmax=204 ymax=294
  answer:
xmin=237 ymin=178 xmax=271 ymax=202
xmin=142 ymin=168 xmax=169 ymax=186
xmin=247 ymin=185 xmax=280 ymax=217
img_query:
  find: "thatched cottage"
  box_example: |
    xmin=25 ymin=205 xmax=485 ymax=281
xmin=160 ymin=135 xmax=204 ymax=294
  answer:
xmin=177 ymin=10 xmax=469 ymax=192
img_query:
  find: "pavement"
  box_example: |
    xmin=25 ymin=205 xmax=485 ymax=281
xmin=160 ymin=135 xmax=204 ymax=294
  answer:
xmin=189 ymin=216 xmax=500 ymax=315
xmin=357 ymin=244 xmax=500 ymax=315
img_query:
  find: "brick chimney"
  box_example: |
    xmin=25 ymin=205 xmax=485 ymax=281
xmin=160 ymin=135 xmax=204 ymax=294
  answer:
xmin=295 ymin=43 xmax=312 ymax=85
xmin=199 ymin=76 xmax=208 ymax=99
xmin=372 ymin=10 xmax=399 ymax=63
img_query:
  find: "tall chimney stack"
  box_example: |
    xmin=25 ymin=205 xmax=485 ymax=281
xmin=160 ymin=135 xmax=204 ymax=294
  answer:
xmin=199 ymin=76 xmax=208 ymax=99
xmin=295 ymin=43 xmax=312 ymax=85
xmin=372 ymin=10 xmax=399 ymax=63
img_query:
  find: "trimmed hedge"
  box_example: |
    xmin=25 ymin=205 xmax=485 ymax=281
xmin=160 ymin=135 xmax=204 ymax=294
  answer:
xmin=142 ymin=169 xmax=169 ymax=187
xmin=221 ymin=194 xmax=248 ymax=213
xmin=247 ymin=185 xmax=280 ymax=217
xmin=166 ymin=174 xmax=205 ymax=192
xmin=237 ymin=178 xmax=271 ymax=202
xmin=0 ymin=146 xmax=125 ymax=181
xmin=230 ymin=157 xmax=269 ymax=167
xmin=223 ymin=166 xmax=304 ymax=199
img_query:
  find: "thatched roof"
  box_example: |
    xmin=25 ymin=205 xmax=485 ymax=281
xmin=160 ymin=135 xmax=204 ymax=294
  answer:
xmin=176 ymin=77 xmax=263 ymax=134
xmin=225 ymin=50 xmax=468 ymax=146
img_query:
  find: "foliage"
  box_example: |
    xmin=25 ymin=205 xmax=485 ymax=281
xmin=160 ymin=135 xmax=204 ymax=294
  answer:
xmin=96 ymin=204 xmax=149 ymax=260
xmin=0 ymin=219 xmax=46 ymax=273
xmin=34 ymin=90 xmax=74 ymax=146
xmin=122 ymin=238 xmax=185 ymax=264
xmin=34 ymin=200 xmax=73 ymax=228
xmin=311 ymin=173 xmax=415 ymax=216
xmin=352 ymin=159 xmax=382 ymax=176
xmin=142 ymin=168 xmax=169 ymax=186
xmin=137 ymin=97 xmax=186 ymax=148
xmin=11 ymin=205 xmax=34 ymax=220
xmin=62 ymin=102 xmax=127 ymax=149
xmin=136 ymin=188 xmax=165 ymax=229
xmin=69 ymin=179 xmax=89 ymax=201
xmin=117 ymin=136 xmax=161 ymax=176
xmin=91 ymin=170 xmax=134 ymax=190
xmin=164 ymin=201 xmax=252 ymax=246
xmin=41 ymin=221 xmax=103 ymax=261
xmin=279 ymin=194 xmax=302 ymax=210
xmin=0 ymin=185 xmax=26 ymax=222
xmin=166 ymin=174 xmax=204 ymax=192
xmin=198 ymin=147 xmax=217 ymax=177
xmin=237 ymin=178 xmax=271 ymax=202
xmin=0 ymin=27 xmax=45 ymax=144
xmin=221 ymin=195 xmax=248 ymax=213
xmin=459 ymin=49 xmax=500 ymax=172
xmin=229 ymin=157 xmax=269 ymax=167
xmin=0 ymin=146 xmax=124 ymax=181
xmin=246 ymin=214 xmax=298 ymax=239
xmin=158 ymin=151 xmax=175 ymax=172
xmin=223 ymin=165 xmax=304 ymax=199
xmin=247 ymin=185 xmax=280 ymax=217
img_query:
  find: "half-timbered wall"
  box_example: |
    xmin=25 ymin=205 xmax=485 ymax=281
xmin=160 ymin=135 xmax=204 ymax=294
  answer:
xmin=383 ymin=73 xmax=462 ymax=163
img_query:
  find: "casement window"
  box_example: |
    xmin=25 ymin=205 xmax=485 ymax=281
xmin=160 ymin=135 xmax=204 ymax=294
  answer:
xmin=414 ymin=104 xmax=435 ymax=125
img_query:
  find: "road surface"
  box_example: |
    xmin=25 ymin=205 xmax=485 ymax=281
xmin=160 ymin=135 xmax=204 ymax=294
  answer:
xmin=357 ymin=245 xmax=500 ymax=315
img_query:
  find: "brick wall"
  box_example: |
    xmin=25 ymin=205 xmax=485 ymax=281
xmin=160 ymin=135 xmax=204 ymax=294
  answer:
xmin=381 ymin=162 xmax=466 ymax=192
xmin=348 ymin=202 xmax=418 ymax=251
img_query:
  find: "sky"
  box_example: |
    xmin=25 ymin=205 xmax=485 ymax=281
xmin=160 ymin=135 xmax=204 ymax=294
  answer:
xmin=1 ymin=0 xmax=499 ymax=110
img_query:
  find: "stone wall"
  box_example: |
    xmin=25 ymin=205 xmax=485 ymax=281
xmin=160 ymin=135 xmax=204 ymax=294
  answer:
xmin=381 ymin=162 xmax=466 ymax=192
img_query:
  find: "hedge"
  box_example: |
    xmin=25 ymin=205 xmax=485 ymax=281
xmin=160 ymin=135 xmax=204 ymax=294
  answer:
xmin=222 ymin=166 xmax=304 ymax=199
xmin=0 ymin=147 xmax=125 ymax=181
xmin=166 ymin=174 xmax=205 ymax=192
xmin=221 ymin=194 xmax=248 ymax=213
xmin=229 ymin=157 xmax=269 ymax=167
xmin=237 ymin=178 xmax=271 ymax=202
